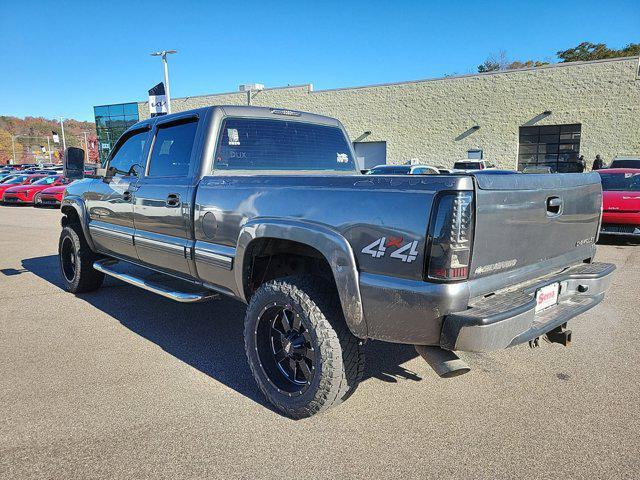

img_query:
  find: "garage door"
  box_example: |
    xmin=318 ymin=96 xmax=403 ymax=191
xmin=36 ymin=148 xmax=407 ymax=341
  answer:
xmin=354 ymin=141 xmax=387 ymax=170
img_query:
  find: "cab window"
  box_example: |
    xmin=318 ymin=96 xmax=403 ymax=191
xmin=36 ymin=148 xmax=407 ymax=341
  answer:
xmin=108 ymin=130 xmax=148 ymax=177
xmin=147 ymin=120 xmax=198 ymax=177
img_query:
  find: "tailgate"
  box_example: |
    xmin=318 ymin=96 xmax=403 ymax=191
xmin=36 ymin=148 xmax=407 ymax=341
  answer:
xmin=469 ymin=172 xmax=602 ymax=292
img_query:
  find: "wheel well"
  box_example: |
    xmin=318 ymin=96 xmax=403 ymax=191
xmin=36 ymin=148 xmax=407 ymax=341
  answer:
xmin=243 ymin=238 xmax=335 ymax=299
xmin=61 ymin=205 xmax=80 ymax=227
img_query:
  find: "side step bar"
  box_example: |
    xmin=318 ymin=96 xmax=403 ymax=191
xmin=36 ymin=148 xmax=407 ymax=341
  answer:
xmin=93 ymin=259 xmax=219 ymax=303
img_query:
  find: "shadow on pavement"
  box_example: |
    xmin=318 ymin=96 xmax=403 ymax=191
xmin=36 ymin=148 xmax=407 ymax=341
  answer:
xmin=22 ymin=255 xmax=423 ymax=412
xmin=597 ymin=235 xmax=640 ymax=247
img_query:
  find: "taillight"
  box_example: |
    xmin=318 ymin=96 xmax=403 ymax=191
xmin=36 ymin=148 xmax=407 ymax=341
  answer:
xmin=426 ymin=191 xmax=474 ymax=281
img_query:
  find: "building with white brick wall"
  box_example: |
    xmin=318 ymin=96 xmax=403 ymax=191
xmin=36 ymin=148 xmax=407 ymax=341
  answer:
xmin=95 ymin=56 xmax=640 ymax=171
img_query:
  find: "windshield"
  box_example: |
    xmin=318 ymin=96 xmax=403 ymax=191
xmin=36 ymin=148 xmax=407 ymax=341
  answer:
xmin=4 ymin=175 xmax=27 ymax=184
xmin=366 ymin=166 xmax=411 ymax=175
xmin=599 ymin=172 xmax=640 ymax=191
xmin=214 ymin=118 xmax=355 ymax=172
xmin=411 ymin=166 xmax=437 ymax=175
xmin=453 ymin=161 xmax=480 ymax=169
xmin=610 ymin=160 xmax=640 ymax=169
xmin=33 ymin=176 xmax=58 ymax=185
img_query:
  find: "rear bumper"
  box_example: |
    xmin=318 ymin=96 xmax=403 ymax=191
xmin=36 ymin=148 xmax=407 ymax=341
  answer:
xmin=600 ymin=224 xmax=640 ymax=236
xmin=440 ymin=262 xmax=615 ymax=352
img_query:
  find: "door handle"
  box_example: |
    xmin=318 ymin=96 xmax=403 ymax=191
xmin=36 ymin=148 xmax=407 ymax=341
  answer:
xmin=166 ymin=193 xmax=181 ymax=208
xmin=122 ymin=191 xmax=132 ymax=202
xmin=546 ymin=196 xmax=563 ymax=216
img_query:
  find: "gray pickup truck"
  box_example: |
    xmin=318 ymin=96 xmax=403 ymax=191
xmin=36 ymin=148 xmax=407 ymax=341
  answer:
xmin=59 ymin=106 xmax=615 ymax=418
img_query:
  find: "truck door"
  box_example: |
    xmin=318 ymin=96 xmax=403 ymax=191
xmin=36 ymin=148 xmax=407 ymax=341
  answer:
xmin=86 ymin=127 xmax=150 ymax=260
xmin=132 ymin=116 xmax=200 ymax=277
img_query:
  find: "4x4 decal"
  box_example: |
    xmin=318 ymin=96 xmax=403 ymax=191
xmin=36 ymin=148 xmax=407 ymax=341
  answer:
xmin=361 ymin=236 xmax=419 ymax=263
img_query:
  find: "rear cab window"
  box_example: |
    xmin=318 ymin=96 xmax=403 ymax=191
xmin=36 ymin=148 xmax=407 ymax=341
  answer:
xmin=454 ymin=161 xmax=481 ymax=170
xmin=213 ymin=118 xmax=355 ymax=173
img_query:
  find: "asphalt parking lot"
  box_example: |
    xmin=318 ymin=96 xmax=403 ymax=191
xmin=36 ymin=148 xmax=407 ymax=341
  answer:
xmin=0 ymin=205 xmax=638 ymax=479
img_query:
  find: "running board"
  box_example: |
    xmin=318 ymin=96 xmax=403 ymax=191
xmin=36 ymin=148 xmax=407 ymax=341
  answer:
xmin=93 ymin=259 xmax=219 ymax=303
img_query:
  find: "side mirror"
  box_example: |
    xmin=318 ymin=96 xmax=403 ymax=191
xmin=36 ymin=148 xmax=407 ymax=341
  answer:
xmin=63 ymin=147 xmax=85 ymax=180
xmin=101 ymin=166 xmax=117 ymax=183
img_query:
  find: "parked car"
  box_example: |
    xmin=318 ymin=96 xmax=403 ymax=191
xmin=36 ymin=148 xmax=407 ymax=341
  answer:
xmin=13 ymin=164 xmax=37 ymax=171
xmin=522 ymin=165 xmax=553 ymax=174
xmin=59 ymin=106 xmax=614 ymax=418
xmin=598 ymin=168 xmax=640 ymax=237
xmin=452 ymin=159 xmax=496 ymax=171
xmin=609 ymin=157 xmax=640 ymax=169
xmin=366 ymin=164 xmax=440 ymax=175
xmin=0 ymin=174 xmax=47 ymax=198
xmin=3 ymin=175 xmax=69 ymax=205
xmin=466 ymin=169 xmax=519 ymax=175
xmin=36 ymin=181 xmax=75 ymax=207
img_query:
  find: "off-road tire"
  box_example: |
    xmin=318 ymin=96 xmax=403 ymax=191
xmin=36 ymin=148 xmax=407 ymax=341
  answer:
xmin=244 ymin=275 xmax=364 ymax=419
xmin=58 ymin=224 xmax=104 ymax=293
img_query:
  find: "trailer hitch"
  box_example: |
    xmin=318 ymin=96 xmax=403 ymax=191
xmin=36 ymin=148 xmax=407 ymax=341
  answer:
xmin=546 ymin=325 xmax=572 ymax=346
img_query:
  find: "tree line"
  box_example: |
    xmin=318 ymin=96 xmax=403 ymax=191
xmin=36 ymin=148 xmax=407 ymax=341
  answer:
xmin=478 ymin=41 xmax=640 ymax=73
xmin=0 ymin=116 xmax=98 ymax=165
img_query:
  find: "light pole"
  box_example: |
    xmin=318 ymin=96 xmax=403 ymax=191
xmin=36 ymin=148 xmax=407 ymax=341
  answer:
xmin=47 ymin=137 xmax=52 ymax=162
xmin=83 ymin=131 xmax=89 ymax=163
xmin=59 ymin=117 xmax=67 ymax=151
xmin=150 ymin=50 xmax=177 ymax=114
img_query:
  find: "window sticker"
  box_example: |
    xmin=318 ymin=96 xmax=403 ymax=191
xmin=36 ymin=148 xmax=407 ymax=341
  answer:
xmin=228 ymin=128 xmax=240 ymax=146
xmin=337 ymin=153 xmax=349 ymax=164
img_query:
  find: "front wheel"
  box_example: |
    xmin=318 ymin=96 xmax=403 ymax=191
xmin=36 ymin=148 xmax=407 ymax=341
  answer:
xmin=244 ymin=275 xmax=364 ymax=418
xmin=58 ymin=225 xmax=105 ymax=293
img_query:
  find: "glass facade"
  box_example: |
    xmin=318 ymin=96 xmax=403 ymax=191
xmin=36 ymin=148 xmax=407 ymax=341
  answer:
xmin=93 ymin=102 xmax=139 ymax=164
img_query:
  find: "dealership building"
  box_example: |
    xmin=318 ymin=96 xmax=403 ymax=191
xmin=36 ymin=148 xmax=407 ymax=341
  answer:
xmin=94 ymin=56 xmax=640 ymax=170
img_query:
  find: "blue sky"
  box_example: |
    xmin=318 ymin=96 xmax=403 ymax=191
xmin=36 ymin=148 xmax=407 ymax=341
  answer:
xmin=0 ymin=0 xmax=638 ymax=121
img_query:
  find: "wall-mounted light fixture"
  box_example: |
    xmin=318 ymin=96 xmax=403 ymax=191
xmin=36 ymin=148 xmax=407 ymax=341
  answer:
xmin=354 ymin=131 xmax=372 ymax=142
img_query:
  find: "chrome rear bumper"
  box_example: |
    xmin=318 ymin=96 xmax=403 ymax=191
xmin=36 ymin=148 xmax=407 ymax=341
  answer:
xmin=441 ymin=262 xmax=616 ymax=352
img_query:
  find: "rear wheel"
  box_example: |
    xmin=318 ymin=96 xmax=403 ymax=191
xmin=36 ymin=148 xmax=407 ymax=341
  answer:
xmin=58 ymin=225 xmax=104 ymax=293
xmin=244 ymin=275 xmax=364 ymax=418
xmin=33 ymin=192 xmax=42 ymax=206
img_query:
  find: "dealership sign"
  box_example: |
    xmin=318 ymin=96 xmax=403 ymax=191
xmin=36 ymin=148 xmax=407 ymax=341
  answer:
xmin=148 ymin=82 xmax=167 ymax=116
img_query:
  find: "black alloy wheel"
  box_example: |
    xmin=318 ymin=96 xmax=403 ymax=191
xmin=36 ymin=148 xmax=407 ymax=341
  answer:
xmin=60 ymin=235 xmax=77 ymax=283
xmin=255 ymin=303 xmax=316 ymax=395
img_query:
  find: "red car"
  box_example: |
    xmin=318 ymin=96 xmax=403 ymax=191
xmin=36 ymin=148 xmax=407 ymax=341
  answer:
xmin=35 ymin=180 xmax=76 ymax=207
xmin=0 ymin=174 xmax=47 ymax=201
xmin=598 ymin=168 xmax=640 ymax=237
xmin=2 ymin=175 xmax=68 ymax=205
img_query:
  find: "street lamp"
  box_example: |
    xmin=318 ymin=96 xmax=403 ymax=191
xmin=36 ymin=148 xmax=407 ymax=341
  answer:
xmin=59 ymin=117 xmax=67 ymax=151
xmin=150 ymin=49 xmax=177 ymax=114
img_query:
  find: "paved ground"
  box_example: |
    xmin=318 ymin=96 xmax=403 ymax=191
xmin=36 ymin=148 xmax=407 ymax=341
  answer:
xmin=0 ymin=205 xmax=638 ymax=480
